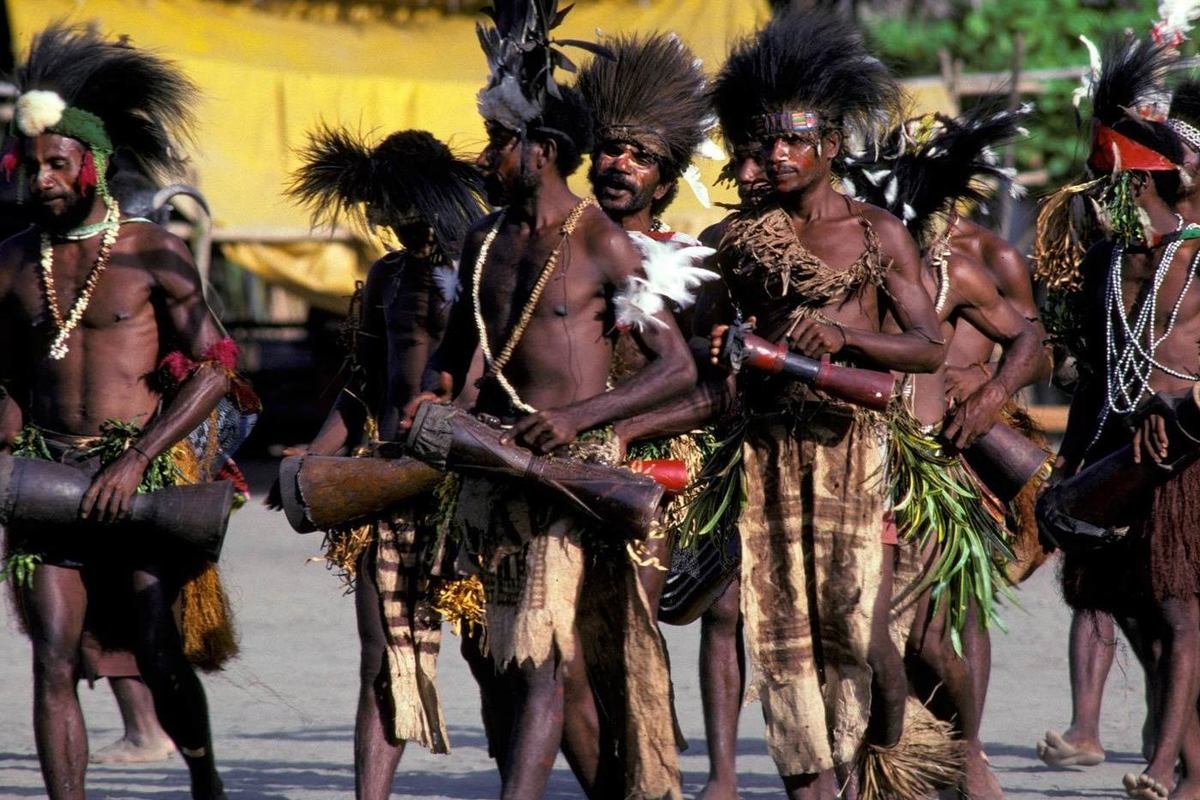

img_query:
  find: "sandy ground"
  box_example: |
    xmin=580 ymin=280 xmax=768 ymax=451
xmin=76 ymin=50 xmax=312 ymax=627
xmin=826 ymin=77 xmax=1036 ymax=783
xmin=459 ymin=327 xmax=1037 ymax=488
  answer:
xmin=0 ymin=463 xmax=1156 ymax=799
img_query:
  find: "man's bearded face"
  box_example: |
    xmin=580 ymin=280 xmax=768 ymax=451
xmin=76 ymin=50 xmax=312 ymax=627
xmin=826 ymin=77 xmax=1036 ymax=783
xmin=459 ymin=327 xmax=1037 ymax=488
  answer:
xmin=762 ymin=130 xmax=838 ymax=196
xmin=589 ymin=140 xmax=666 ymax=215
xmin=733 ymin=148 xmax=769 ymax=204
xmin=476 ymin=124 xmax=539 ymax=206
xmin=23 ymin=134 xmax=94 ymax=229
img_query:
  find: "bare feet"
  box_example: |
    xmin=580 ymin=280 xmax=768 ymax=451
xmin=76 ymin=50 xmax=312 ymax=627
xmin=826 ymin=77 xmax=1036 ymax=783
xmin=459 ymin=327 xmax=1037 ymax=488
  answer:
xmin=1036 ymin=729 xmax=1105 ymax=768
xmin=1170 ymin=776 xmax=1200 ymax=800
xmin=695 ymin=779 xmax=739 ymax=800
xmin=959 ymin=745 xmax=1004 ymax=799
xmin=89 ymin=735 xmax=176 ymax=764
xmin=1122 ymin=771 xmax=1169 ymax=800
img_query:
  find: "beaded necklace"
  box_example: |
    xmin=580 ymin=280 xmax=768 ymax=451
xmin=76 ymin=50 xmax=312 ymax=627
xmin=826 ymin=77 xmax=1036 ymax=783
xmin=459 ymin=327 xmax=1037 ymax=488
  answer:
xmin=471 ymin=198 xmax=594 ymax=413
xmin=1090 ymin=217 xmax=1200 ymax=450
xmin=40 ymin=200 xmax=121 ymax=360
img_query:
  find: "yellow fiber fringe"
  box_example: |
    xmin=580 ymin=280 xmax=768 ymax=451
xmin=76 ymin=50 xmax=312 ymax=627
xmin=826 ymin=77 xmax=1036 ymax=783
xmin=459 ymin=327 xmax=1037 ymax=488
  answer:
xmin=1032 ymin=177 xmax=1104 ymax=290
xmin=431 ymin=575 xmax=486 ymax=636
xmin=180 ymin=563 xmax=239 ymax=671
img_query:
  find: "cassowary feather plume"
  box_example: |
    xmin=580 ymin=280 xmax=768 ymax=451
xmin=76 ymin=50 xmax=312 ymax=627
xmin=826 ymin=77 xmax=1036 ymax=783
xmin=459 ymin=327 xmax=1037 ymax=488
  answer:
xmin=289 ymin=127 xmax=488 ymax=260
xmin=576 ymin=32 xmax=710 ymax=180
xmin=842 ymin=101 xmax=1031 ymax=243
xmin=475 ymin=0 xmax=611 ymax=135
xmin=12 ymin=22 xmax=197 ymax=182
xmin=711 ymin=8 xmax=901 ymax=156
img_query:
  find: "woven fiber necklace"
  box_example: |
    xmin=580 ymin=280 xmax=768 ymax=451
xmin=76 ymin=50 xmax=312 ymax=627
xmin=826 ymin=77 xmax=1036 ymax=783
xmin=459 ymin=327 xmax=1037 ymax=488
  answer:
xmin=40 ymin=200 xmax=122 ymax=360
xmin=471 ymin=198 xmax=594 ymax=413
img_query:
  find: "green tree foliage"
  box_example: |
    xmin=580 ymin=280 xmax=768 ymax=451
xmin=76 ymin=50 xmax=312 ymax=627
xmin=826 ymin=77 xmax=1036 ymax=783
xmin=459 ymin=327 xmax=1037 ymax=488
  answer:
xmin=865 ymin=0 xmax=1167 ymax=185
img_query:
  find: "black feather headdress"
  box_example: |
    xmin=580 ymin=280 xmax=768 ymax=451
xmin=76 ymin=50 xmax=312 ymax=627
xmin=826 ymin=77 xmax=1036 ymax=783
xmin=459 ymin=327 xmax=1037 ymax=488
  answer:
xmin=712 ymin=8 xmax=901 ymax=156
xmin=289 ymin=126 xmax=488 ymax=260
xmin=843 ymin=102 xmax=1030 ymax=244
xmin=11 ymin=23 xmax=197 ymax=187
xmin=576 ymin=32 xmax=709 ymax=180
xmin=475 ymin=0 xmax=610 ymax=137
xmin=1086 ymin=33 xmax=1181 ymax=172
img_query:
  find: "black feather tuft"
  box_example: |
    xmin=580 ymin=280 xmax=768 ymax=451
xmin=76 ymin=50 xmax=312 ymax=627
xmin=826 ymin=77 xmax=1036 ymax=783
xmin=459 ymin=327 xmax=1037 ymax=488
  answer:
xmin=1170 ymin=78 xmax=1200 ymax=130
xmin=289 ymin=127 xmax=488 ymax=259
xmin=844 ymin=101 xmax=1030 ymax=241
xmin=712 ymin=8 xmax=901 ymax=154
xmin=576 ymin=32 xmax=710 ymax=180
xmin=13 ymin=22 xmax=198 ymax=182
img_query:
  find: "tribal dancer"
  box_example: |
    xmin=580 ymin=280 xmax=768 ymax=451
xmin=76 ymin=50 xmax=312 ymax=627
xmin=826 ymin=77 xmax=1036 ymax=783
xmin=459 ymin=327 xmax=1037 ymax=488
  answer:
xmin=577 ymin=30 xmax=716 ymax=611
xmin=616 ymin=148 xmax=768 ymax=800
xmin=0 ymin=24 xmax=253 ymax=800
xmin=281 ymin=127 xmax=487 ymax=800
xmin=846 ymin=103 xmax=1048 ymax=800
xmin=1038 ymin=35 xmax=1200 ymax=800
xmin=703 ymin=10 xmax=945 ymax=798
xmin=414 ymin=3 xmax=696 ymax=798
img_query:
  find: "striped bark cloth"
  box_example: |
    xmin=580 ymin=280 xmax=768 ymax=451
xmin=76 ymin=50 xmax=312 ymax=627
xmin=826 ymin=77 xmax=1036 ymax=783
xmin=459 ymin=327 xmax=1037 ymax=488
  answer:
xmin=739 ymin=408 xmax=884 ymax=776
xmin=373 ymin=515 xmax=449 ymax=753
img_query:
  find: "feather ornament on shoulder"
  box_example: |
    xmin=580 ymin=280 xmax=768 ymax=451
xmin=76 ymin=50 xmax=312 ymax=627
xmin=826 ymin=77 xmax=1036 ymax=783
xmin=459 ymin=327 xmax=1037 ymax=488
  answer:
xmin=615 ymin=232 xmax=717 ymax=330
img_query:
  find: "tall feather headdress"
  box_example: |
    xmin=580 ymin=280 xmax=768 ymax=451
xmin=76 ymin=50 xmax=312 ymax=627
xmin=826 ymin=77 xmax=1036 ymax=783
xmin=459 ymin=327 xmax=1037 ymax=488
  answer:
xmin=843 ymin=102 xmax=1031 ymax=245
xmin=576 ymin=32 xmax=710 ymax=182
xmin=475 ymin=0 xmax=610 ymax=138
xmin=1034 ymin=34 xmax=1181 ymax=288
xmin=289 ymin=127 xmax=488 ymax=260
xmin=711 ymin=8 xmax=901 ymax=159
xmin=7 ymin=23 xmax=197 ymax=200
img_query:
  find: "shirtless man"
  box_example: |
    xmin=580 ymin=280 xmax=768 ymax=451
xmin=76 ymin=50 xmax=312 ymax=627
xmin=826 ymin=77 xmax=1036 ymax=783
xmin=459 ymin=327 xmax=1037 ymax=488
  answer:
xmin=0 ymin=25 xmax=229 ymax=800
xmin=278 ymin=127 xmax=487 ymax=800
xmin=416 ymin=17 xmax=696 ymax=797
xmin=1042 ymin=56 xmax=1200 ymax=798
xmin=610 ymin=148 xmax=767 ymax=800
xmin=706 ymin=11 xmax=944 ymax=798
xmin=847 ymin=105 xmax=1047 ymax=799
xmin=577 ymin=31 xmax=715 ymax=618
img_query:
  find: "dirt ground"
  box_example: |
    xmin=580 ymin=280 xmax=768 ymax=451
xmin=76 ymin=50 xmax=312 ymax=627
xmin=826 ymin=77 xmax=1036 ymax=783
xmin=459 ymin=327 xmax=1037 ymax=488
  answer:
xmin=0 ymin=464 xmax=1155 ymax=799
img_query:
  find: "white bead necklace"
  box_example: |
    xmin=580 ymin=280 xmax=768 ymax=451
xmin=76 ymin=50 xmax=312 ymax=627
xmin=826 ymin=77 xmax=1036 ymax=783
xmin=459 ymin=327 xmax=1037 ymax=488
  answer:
xmin=1091 ymin=218 xmax=1200 ymax=449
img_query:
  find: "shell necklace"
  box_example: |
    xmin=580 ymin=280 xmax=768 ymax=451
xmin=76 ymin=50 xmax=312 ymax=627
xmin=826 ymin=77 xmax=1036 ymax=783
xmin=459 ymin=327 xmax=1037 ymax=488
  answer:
xmin=40 ymin=200 xmax=121 ymax=360
xmin=471 ymin=198 xmax=594 ymax=413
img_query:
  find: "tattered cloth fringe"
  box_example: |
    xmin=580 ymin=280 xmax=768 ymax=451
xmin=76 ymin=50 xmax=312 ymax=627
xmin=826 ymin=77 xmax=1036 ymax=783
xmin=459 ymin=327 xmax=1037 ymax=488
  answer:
xmin=739 ymin=411 xmax=883 ymax=775
xmin=719 ymin=204 xmax=886 ymax=306
xmin=1000 ymin=402 xmax=1053 ymax=585
xmin=374 ymin=517 xmax=449 ymax=753
xmin=578 ymin=546 xmax=684 ymax=800
xmin=857 ymin=696 xmax=965 ymax=800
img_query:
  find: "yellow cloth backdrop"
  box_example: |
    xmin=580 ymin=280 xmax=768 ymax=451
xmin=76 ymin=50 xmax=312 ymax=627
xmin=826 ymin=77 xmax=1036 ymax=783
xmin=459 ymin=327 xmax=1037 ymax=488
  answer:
xmin=10 ymin=0 xmax=952 ymax=312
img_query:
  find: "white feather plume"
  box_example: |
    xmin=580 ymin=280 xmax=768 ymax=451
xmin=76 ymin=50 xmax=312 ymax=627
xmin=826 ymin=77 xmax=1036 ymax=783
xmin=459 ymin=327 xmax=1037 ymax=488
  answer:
xmin=616 ymin=232 xmax=719 ymax=330
xmin=1074 ymin=35 xmax=1103 ymax=110
xmin=681 ymin=164 xmax=711 ymax=208
xmin=1155 ymin=0 xmax=1200 ymax=44
xmin=15 ymin=90 xmax=66 ymax=137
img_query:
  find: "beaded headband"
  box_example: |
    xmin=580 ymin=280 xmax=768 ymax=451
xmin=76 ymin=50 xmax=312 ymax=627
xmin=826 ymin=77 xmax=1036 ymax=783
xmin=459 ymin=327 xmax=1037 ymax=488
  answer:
xmin=752 ymin=110 xmax=822 ymax=139
xmin=1168 ymin=118 xmax=1200 ymax=154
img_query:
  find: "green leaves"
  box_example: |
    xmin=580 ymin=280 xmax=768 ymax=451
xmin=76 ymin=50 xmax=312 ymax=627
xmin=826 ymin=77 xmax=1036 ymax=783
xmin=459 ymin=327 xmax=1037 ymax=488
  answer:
xmin=887 ymin=413 xmax=1017 ymax=656
xmin=0 ymin=551 xmax=42 ymax=589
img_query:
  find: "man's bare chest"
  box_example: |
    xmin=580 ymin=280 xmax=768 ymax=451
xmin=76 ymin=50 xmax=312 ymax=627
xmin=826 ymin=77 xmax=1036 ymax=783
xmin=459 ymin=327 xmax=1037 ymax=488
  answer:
xmin=12 ymin=261 xmax=154 ymax=332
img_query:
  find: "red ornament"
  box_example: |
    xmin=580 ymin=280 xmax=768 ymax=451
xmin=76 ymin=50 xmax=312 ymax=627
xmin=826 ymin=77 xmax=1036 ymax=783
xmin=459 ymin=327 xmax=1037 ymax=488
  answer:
xmin=0 ymin=146 xmax=18 ymax=180
xmin=77 ymin=151 xmax=97 ymax=193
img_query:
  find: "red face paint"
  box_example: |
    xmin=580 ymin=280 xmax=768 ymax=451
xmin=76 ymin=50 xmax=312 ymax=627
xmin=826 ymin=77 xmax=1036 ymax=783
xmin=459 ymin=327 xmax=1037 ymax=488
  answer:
xmin=77 ymin=150 xmax=97 ymax=194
